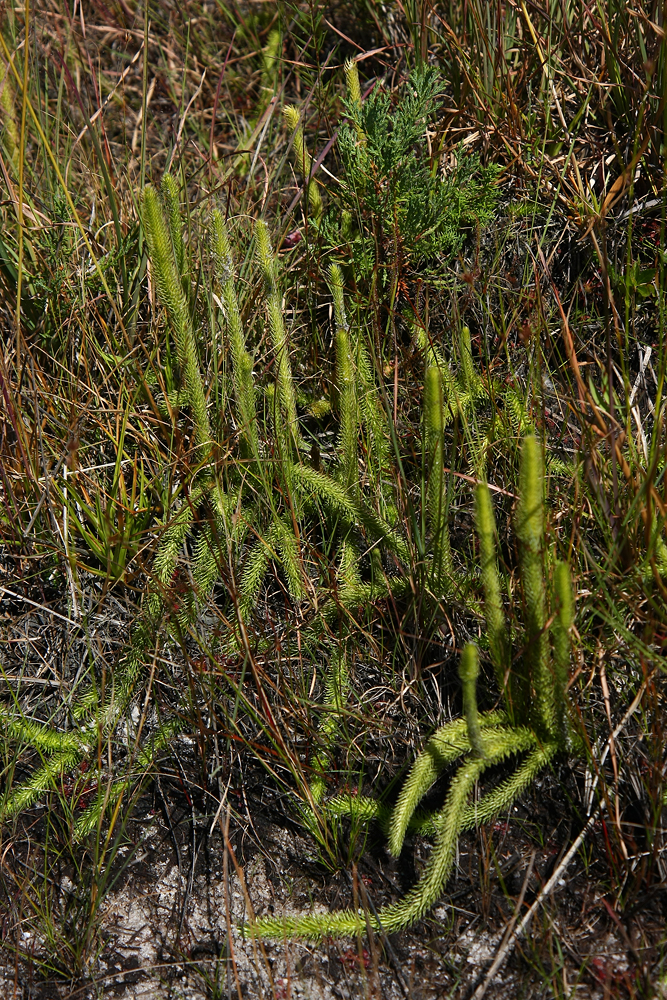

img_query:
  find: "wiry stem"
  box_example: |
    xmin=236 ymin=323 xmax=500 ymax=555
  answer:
xmin=458 ymin=326 xmax=479 ymax=397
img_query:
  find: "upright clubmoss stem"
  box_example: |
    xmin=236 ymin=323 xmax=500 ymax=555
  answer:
xmin=255 ymin=220 xmax=299 ymax=455
xmin=162 ymin=173 xmax=187 ymax=292
xmin=344 ymin=58 xmax=366 ymax=146
xmin=424 ymin=365 xmax=453 ymax=588
xmin=459 ymin=643 xmax=485 ymax=758
xmin=475 ymin=482 xmax=509 ymax=695
xmin=516 ymin=435 xmax=550 ymax=734
xmin=329 ymin=265 xmax=358 ymax=494
xmin=143 ymin=185 xmax=210 ymax=453
xmin=552 ymin=559 xmax=574 ymax=743
xmin=283 ymin=104 xmax=323 ymax=220
xmin=210 ymin=210 xmax=259 ymax=458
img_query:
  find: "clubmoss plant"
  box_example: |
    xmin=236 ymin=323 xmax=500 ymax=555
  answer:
xmin=0 ymin=179 xmax=526 ymax=881
xmin=0 ymin=182 xmax=402 ymax=834
xmin=424 ymin=364 xmax=454 ymax=589
xmin=249 ymin=434 xmax=578 ymax=940
xmin=459 ymin=643 xmax=485 ymax=758
xmin=412 ymin=319 xmax=512 ymax=479
xmin=210 ymin=209 xmax=259 ymax=458
xmin=283 ymin=104 xmax=323 ymax=221
xmin=143 ymin=178 xmax=210 ymax=453
xmin=0 ymin=180 xmax=235 ymax=834
xmin=475 ymin=477 xmax=510 ymax=694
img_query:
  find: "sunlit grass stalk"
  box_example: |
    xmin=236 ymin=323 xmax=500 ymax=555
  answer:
xmin=0 ymin=62 xmax=19 ymax=170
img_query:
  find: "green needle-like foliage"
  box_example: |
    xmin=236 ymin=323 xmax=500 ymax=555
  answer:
xmin=516 ymin=435 xmax=550 ymax=734
xmin=143 ymin=183 xmax=210 ymax=453
xmin=475 ymin=481 xmax=509 ymax=693
xmin=424 ymin=364 xmax=453 ymax=589
xmin=283 ymin=104 xmax=323 ymax=221
xmin=459 ymin=643 xmax=485 ymax=758
xmin=251 ymin=432 xmax=577 ymax=941
xmin=313 ymin=66 xmax=500 ymax=284
xmin=210 ymin=210 xmax=259 ymax=458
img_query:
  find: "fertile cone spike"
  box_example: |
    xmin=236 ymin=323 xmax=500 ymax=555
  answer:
xmin=459 ymin=643 xmax=485 ymax=758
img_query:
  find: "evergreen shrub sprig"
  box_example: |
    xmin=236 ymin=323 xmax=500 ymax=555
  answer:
xmin=284 ymin=63 xmax=501 ymax=283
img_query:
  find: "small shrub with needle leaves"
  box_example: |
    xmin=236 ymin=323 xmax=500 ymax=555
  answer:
xmin=284 ymin=60 xmax=501 ymax=284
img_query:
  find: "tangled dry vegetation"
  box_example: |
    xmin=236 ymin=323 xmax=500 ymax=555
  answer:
xmin=1 ymin=1 xmax=667 ymax=997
